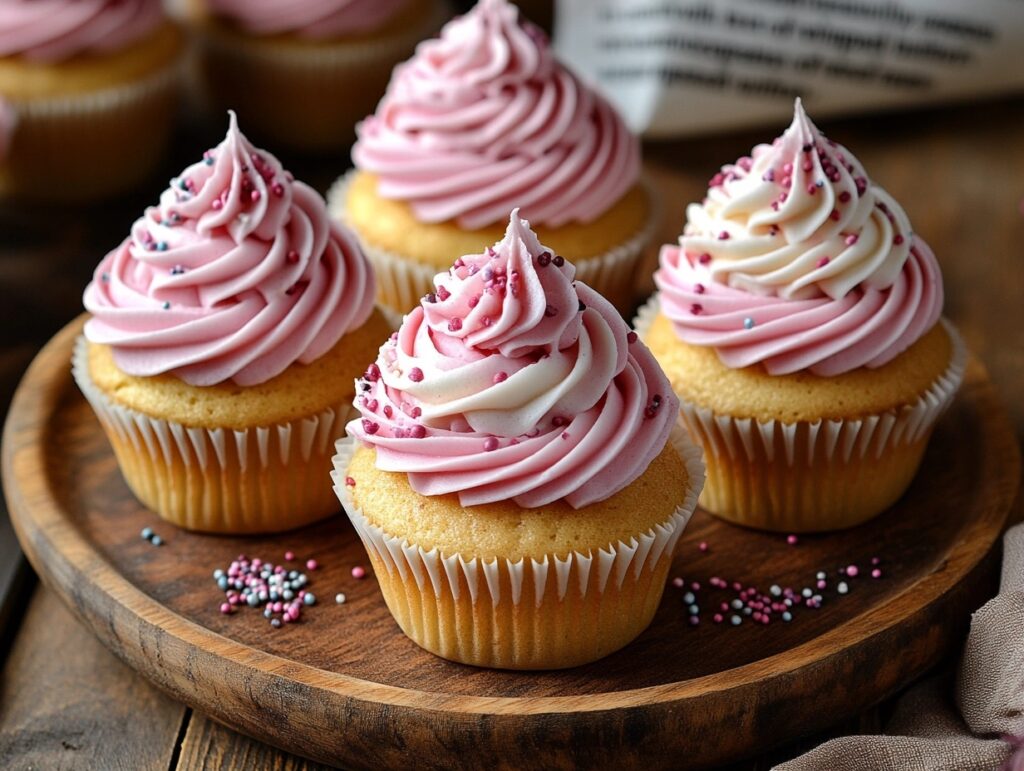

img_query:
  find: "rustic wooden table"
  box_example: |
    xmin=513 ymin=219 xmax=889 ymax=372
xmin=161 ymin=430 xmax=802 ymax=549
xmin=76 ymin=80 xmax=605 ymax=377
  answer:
xmin=0 ymin=96 xmax=1021 ymax=770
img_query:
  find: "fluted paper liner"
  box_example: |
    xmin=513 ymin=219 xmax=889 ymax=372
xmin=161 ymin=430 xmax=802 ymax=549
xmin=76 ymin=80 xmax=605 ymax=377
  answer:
xmin=194 ymin=2 xmax=449 ymax=152
xmin=331 ymin=427 xmax=704 ymax=669
xmin=72 ymin=337 xmax=351 ymax=534
xmin=328 ymin=170 xmax=661 ymax=327
xmin=0 ymin=62 xmax=181 ymax=201
xmin=635 ymin=295 xmax=967 ymax=531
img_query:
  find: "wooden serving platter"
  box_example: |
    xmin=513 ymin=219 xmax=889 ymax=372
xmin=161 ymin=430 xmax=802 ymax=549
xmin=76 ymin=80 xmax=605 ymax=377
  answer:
xmin=3 ymin=316 xmax=1019 ymax=770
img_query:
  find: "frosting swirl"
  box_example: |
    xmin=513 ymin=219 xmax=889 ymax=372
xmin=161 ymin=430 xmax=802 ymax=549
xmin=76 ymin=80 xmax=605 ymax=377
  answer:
xmin=207 ymin=0 xmax=408 ymax=39
xmin=84 ymin=112 xmax=375 ymax=387
xmin=655 ymin=99 xmax=943 ymax=376
xmin=0 ymin=0 xmax=163 ymax=62
xmin=348 ymin=210 xmax=676 ymax=509
xmin=352 ymin=0 xmax=640 ymax=230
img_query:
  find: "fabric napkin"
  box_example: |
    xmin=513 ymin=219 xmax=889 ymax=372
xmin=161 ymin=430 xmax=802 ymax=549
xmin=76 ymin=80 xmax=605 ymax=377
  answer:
xmin=776 ymin=523 xmax=1024 ymax=771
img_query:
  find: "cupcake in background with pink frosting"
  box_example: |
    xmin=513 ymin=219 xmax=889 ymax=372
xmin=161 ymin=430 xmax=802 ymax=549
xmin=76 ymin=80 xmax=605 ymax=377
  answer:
xmin=332 ymin=209 xmax=703 ymax=670
xmin=75 ymin=113 xmax=390 ymax=534
xmin=187 ymin=0 xmax=449 ymax=152
xmin=329 ymin=0 xmax=654 ymax=322
xmin=0 ymin=0 xmax=184 ymax=201
xmin=638 ymin=99 xmax=965 ymax=533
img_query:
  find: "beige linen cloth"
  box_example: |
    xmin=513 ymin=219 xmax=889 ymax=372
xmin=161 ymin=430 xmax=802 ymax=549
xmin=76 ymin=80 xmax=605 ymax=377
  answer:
xmin=777 ymin=523 xmax=1024 ymax=771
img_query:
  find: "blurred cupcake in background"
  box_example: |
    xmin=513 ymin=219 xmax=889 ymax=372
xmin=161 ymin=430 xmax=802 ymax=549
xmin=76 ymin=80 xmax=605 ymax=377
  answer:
xmin=638 ymin=99 xmax=965 ymax=533
xmin=0 ymin=0 xmax=184 ymax=201
xmin=188 ymin=0 xmax=449 ymax=152
xmin=330 ymin=0 xmax=654 ymax=322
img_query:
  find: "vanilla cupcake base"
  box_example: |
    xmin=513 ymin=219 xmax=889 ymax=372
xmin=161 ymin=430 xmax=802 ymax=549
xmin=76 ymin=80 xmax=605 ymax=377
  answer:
xmin=73 ymin=337 xmax=351 ymax=534
xmin=328 ymin=171 xmax=660 ymax=325
xmin=332 ymin=430 xmax=704 ymax=669
xmin=636 ymin=297 xmax=967 ymax=532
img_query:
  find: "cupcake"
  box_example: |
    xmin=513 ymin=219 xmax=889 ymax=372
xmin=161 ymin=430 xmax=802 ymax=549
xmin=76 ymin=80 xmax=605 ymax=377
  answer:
xmin=332 ymin=210 xmax=703 ymax=670
xmin=189 ymin=0 xmax=449 ymax=152
xmin=639 ymin=99 xmax=965 ymax=533
xmin=0 ymin=0 xmax=183 ymax=201
xmin=76 ymin=113 xmax=389 ymax=534
xmin=330 ymin=0 xmax=654 ymax=322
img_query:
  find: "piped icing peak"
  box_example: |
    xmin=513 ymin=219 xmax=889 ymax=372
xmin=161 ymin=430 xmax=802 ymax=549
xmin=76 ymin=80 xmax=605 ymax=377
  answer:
xmin=84 ymin=112 xmax=375 ymax=387
xmin=348 ymin=211 xmax=676 ymax=509
xmin=352 ymin=0 xmax=640 ymax=230
xmin=0 ymin=0 xmax=164 ymax=62
xmin=207 ymin=0 xmax=408 ymax=39
xmin=655 ymin=98 xmax=943 ymax=377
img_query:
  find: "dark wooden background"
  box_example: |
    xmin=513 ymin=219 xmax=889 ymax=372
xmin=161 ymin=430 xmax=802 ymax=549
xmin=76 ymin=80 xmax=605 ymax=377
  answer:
xmin=0 ymin=26 xmax=1022 ymax=770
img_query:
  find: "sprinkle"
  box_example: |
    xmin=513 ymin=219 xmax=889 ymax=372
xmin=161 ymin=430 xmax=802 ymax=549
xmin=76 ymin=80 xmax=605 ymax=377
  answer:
xmin=270 ymin=618 xmax=281 ymax=628
xmin=141 ymin=527 xmax=154 ymax=541
xmin=286 ymin=250 xmax=299 ymax=264
xmin=361 ymin=419 xmax=379 ymax=435
xmin=893 ymin=234 xmax=905 ymax=245
xmin=683 ymin=591 xmax=696 ymax=604
xmin=409 ymin=425 xmax=427 ymax=439
xmin=409 ymin=367 xmax=424 ymax=382
xmin=436 ymin=285 xmax=451 ymax=301
xmin=839 ymin=191 xmax=852 ymax=203
xmin=743 ymin=317 xmax=755 ymax=330
xmin=698 ymin=541 xmax=709 ymax=553
xmin=544 ymin=304 xmax=557 ymax=317
xmin=718 ymin=231 xmax=730 ymax=240
xmin=537 ymin=251 xmax=551 ymax=267
xmin=448 ymin=318 xmax=463 ymax=332
xmin=846 ymin=565 xmax=859 ymax=577
xmin=306 ymin=559 xmax=317 ymax=571
xmin=871 ymin=556 xmax=881 ymax=565
xmin=162 ymin=301 xmax=171 ymax=310
xmin=220 ymin=603 xmax=233 ymax=615
xmin=713 ymin=613 xmax=724 ymax=623
xmin=690 ymin=303 xmax=703 ymax=315
xmin=151 ymin=535 xmax=163 ymax=546
xmin=483 ymin=437 xmax=500 ymax=452
xmin=770 ymin=585 xmax=782 ymax=597
xmin=837 ymin=581 xmax=849 ymax=594
xmin=787 ymin=534 xmax=799 ymax=545
xmin=493 ymin=371 xmax=508 ymax=384
xmin=782 ymin=611 xmax=793 ymax=622
xmin=335 ymin=593 xmax=347 ymax=605
xmin=364 ymin=363 xmax=381 ymax=382
xmin=871 ymin=568 xmax=883 ymax=578
xmin=285 ymin=551 xmax=295 ymax=561
xmin=553 ymin=255 xmax=565 ymax=267
xmin=627 ymin=331 xmax=638 ymax=344
xmin=694 ymin=283 xmax=706 ymax=294
xmin=807 ymin=183 xmax=818 ymax=194
xmin=672 ymin=577 xmax=684 ymax=588
xmin=730 ymin=615 xmax=742 ymax=626
xmin=303 ymin=593 xmax=316 ymax=606
xmin=352 ymin=566 xmax=366 ymax=579
xmin=698 ymin=253 xmax=712 ymax=265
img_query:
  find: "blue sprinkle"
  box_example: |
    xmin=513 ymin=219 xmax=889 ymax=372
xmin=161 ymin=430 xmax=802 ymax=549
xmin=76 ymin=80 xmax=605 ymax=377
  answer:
xmin=731 ymin=599 xmax=743 ymax=610
xmin=688 ymin=603 xmax=699 ymax=615
xmin=205 ymin=157 xmax=214 ymax=165
xmin=270 ymin=618 xmax=282 ymax=628
xmin=769 ymin=585 xmax=782 ymax=597
xmin=743 ymin=606 xmax=753 ymax=616
xmin=101 ymin=272 xmax=110 ymax=283
xmin=264 ymin=608 xmax=273 ymax=618
xmin=303 ymin=593 xmax=316 ymax=606
xmin=217 ymin=576 xmax=228 ymax=591
xmin=156 ymin=242 xmax=168 ymax=252
xmin=141 ymin=527 xmax=154 ymax=541
xmin=282 ymin=590 xmax=294 ymax=601
xmin=743 ymin=317 xmax=755 ymax=330
xmin=247 ymin=595 xmax=261 ymax=608
xmin=730 ymin=615 xmax=742 ymax=626
xmin=816 ymin=180 xmax=824 ymax=187
xmin=162 ymin=301 xmax=171 ymax=310
xmin=682 ymin=591 xmax=695 ymax=605
xmin=213 ymin=569 xmax=224 ymax=580
xmin=782 ymin=611 xmax=793 ymax=622
xmin=151 ymin=535 xmax=163 ymax=546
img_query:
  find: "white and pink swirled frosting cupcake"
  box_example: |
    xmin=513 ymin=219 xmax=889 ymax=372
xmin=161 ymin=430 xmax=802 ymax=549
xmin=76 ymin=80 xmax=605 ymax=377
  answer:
xmin=332 ymin=210 xmax=704 ymax=669
xmin=190 ymin=0 xmax=447 ymax=152
xmin=640 ymin=99 xmax=965 ymax=533
xmin=330 ymin=0 xmax=654 ymax=321
xmin=75 ymin=114 xmax=391 ymax=534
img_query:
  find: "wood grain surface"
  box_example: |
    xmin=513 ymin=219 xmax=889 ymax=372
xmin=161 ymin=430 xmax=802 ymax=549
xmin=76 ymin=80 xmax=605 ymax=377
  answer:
xmin=1 ymin=308 xmax=1018 ymax=769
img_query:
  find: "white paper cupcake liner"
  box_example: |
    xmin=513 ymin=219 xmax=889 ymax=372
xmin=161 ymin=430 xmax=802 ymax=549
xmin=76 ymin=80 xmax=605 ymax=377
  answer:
xmin=331 ymin=427 xmax=704 ymax=609
xmin=634 ymin=295 xmax=967 ymax=466
xmin=72 ymin=337 xmax=354 ymax=533
xmin=328 ymin=171 xmax=662 ymax=326
xmin=1 ymin=61 xmax=182 ymax=200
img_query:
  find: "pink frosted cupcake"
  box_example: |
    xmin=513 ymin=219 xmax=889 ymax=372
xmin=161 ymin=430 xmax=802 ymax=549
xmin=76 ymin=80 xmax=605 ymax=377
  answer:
xmin=638 ymin=99 xmax=965 ymax=532
xmin=333 ymin=210 xmax=702 ymax=669
xmin=76 ymin=113 xmax=390 ymax=533
xmin=189 ymin=0 xmax=449 ymax=151
xmin=330 ymin=0 xmax=654 ymax=321
xmin=0 ymin=0 xmax=184 ymax=200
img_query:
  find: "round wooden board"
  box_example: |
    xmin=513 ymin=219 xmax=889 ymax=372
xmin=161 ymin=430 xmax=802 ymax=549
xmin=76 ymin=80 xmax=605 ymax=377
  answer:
xmin=3 ymin=316 xmax=1020 ymax=770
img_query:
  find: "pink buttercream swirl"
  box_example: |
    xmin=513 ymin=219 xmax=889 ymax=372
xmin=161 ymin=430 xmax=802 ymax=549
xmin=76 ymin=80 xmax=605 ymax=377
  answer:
xmin=352 ymin=0 xmax=640 ymax=230
xmin=0 ymin=0 xmax=164 ymax=62
xmin=83 ymin=112 xmax=375 ymax=387
xmin=655 ymin=99 xmax=943 ymax=376
xmin=347 ymin=210 xmax=676 ymax=509
xmin=207 ymin=0 xmax=408 ymax=39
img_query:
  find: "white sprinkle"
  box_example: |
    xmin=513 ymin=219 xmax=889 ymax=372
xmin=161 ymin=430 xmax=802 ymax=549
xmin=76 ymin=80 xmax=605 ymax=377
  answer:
xmin=838 ymin=582 xmax=849 ymax=595
xmin=335 ymin=593 xmax=347 ymax=605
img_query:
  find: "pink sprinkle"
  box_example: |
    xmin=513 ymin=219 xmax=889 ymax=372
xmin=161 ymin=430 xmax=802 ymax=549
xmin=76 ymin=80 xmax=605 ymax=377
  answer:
xmin=713 ymin=613 xmax=724 ymax=624
xmin=409 ymin=367 xmax=424 ymax=382
xmin=250 ymin=190 xmax=261 ymax=203
xmin=698 ymin=253 xmax=712 ymax=265
xmin=817 ymin=256 xmax=830 ymax=268
xmin=448 ymin=318 xmax=463 ymax=332
xmin=732 ymin=581 xmax=743 ymax=591
xmin=483 ymin=437 xmax=500 ymax=452
xmin=817 ymin=580 xmax=827 ymax=589
xmin=493 ymin=371 xmax=508 ymax=384
xmin=720 ymin=602 xmax=729 ymax=611
xmin=838 ymin=191 xmax=852 ymax=203
xmin=691 ymin=581 xmax=701 ymax=591
xmin=272 ymin=183 xmax=284 ymax=197
xmin=361 ymin=419 xmax=379 ymax=435
xmin=807 ymin=183 xmax=818 ymax=194
xmin=846 ymin=565 xmax=859 ymax=577
xmin=688 ymin=616 xmax=700 ymax=626
xmin=690 ymin=303 xmax=703 ymax=315
xmin=845 ymin=234 xmax=859 ymax=246
xmin=672 ymin=577 xmax=684 ymax=588
xmin=436 ymin=285 xmax=451 ymax=301
xmin=718 ymin=231 xmax=730 ymax=240
xmin=351 ymin=566 xmax=366 ymax=579
xmin=273 ymin=602 xmax=283 ymax=612
xmin=211 ymin=199 xmax=222 ymax=210
xmin=871 ymin=557 xmax=881 ymax=565
xmin=627 ymin=331 xmax=638 ymax=344
xmin=694 ymin=283 xmax=706 ymax=294
xmin=893 ymin=234 xmax=905 ymax=245
xmin=698 ymin=541 xmax=709 ymax=553
xmin=561 ymin=432 xmax=570 ymax=440
xmin=220 ymin=603 xmax=232 ymax=615
xmin=306 ymin=559 xmax=318 ymax=571
xmin=285 ymin=551 xmax=295 ymax=561
xmin=787 ymin=535 xmax=799 ymax=545
xmin=409 ymin=425 xmax=426 ymax=439
xmin=871 ymin=569 xmax=882 ymax=579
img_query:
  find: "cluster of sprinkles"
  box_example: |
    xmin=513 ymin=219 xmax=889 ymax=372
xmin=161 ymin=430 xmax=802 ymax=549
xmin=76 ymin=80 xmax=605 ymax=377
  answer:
xmin=212 ymin=552 xmax=369 ymax=627
xmin=671 ymin=537 xmax=884 ymax=628
xmin=139 ymin=527 xmax=164 ymax=547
